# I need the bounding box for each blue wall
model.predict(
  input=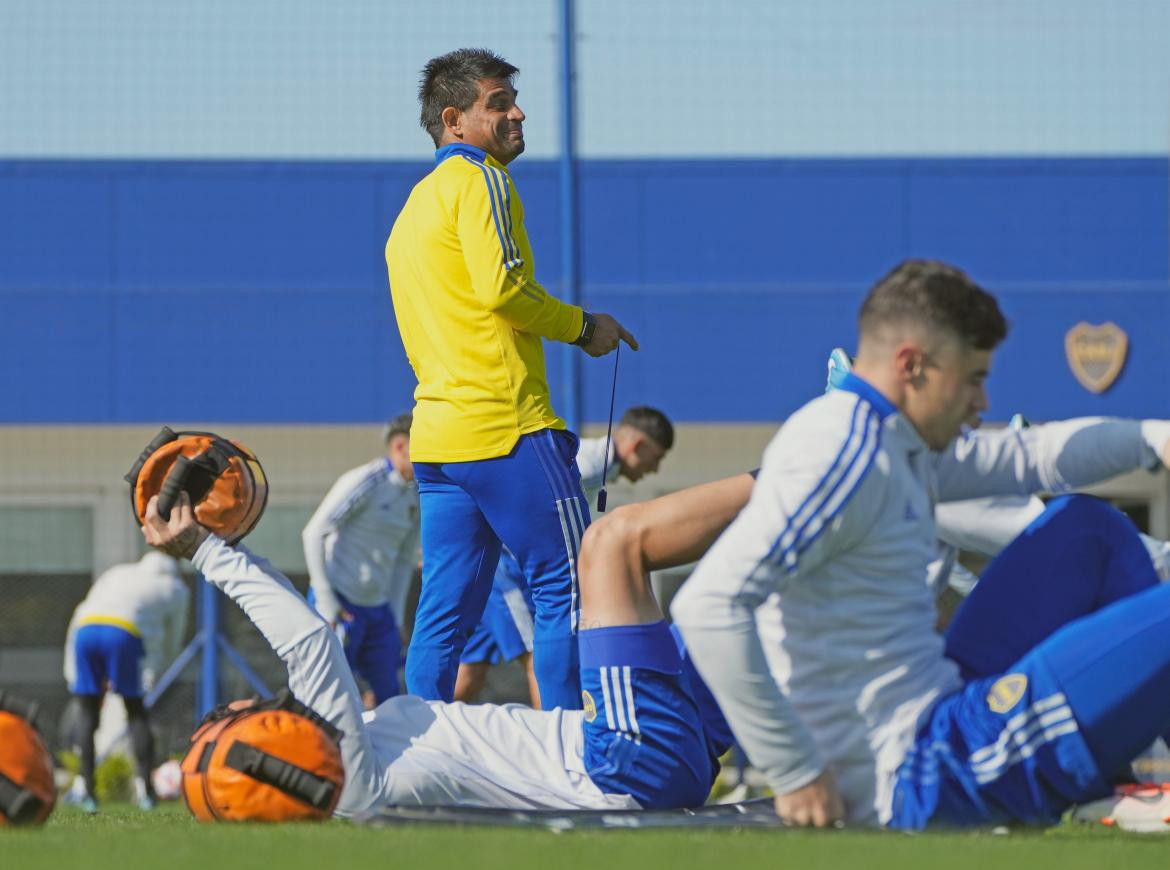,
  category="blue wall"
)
[2,158,1166,423]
